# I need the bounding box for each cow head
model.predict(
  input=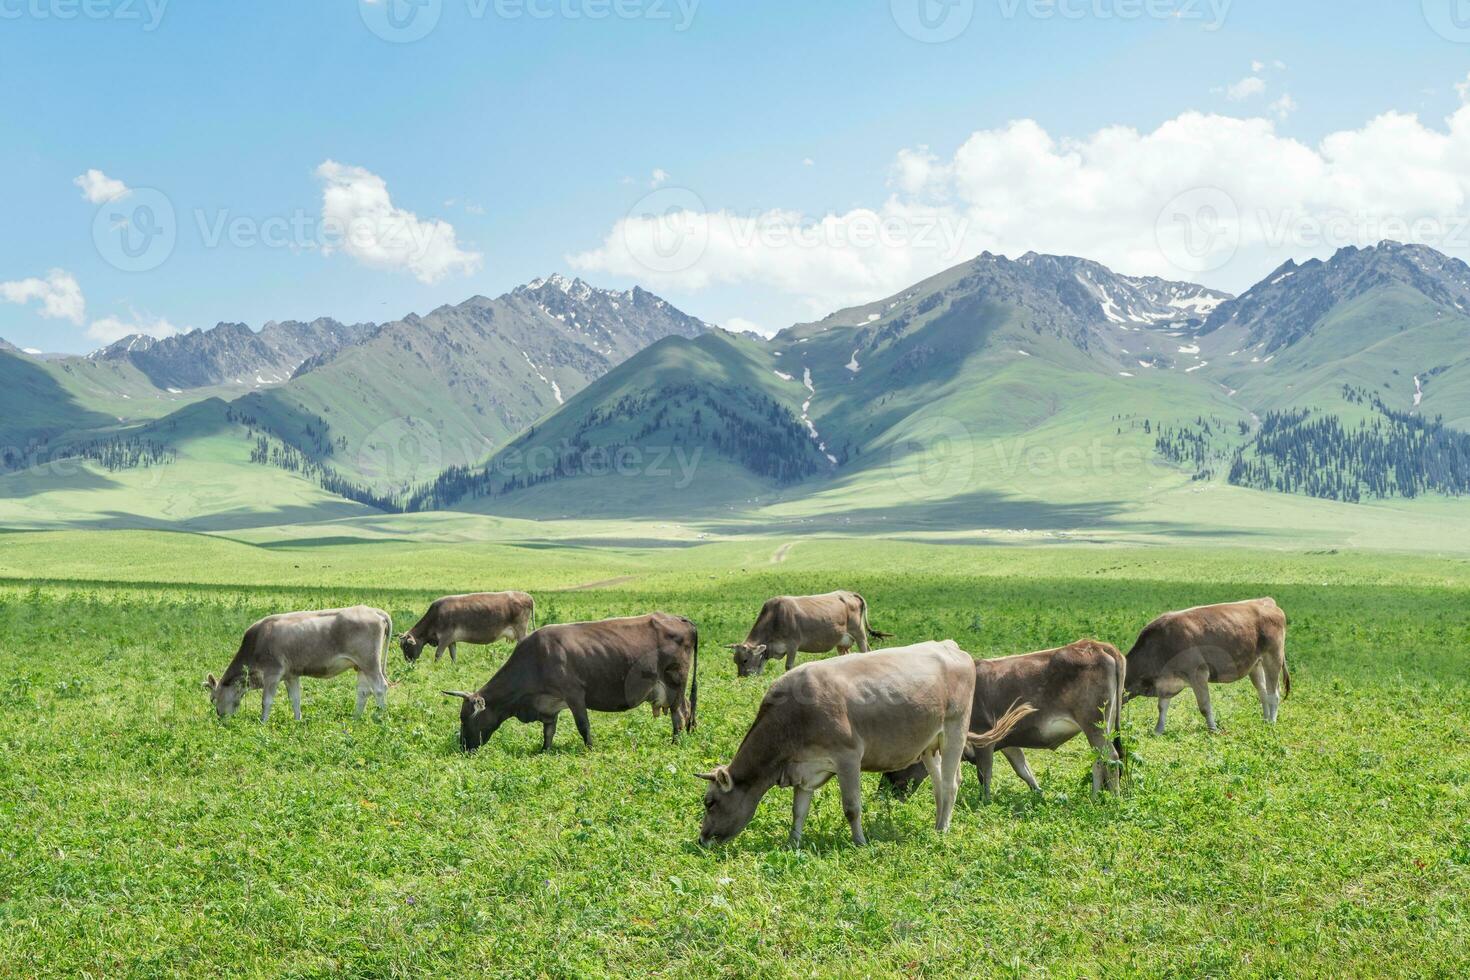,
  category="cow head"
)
[202,672,245,719]
[727,642,768,677]
[696,765,762,845]
[443,690,490,751]
[399,631,425,662]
